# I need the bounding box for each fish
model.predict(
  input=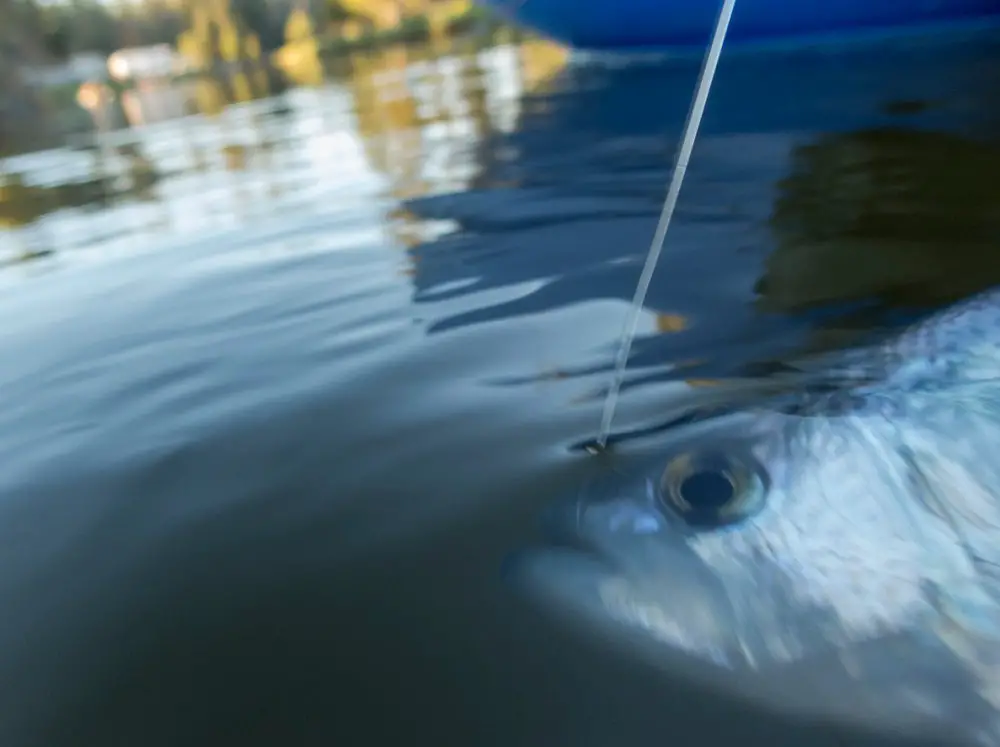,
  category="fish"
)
[505,286,1000,745]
